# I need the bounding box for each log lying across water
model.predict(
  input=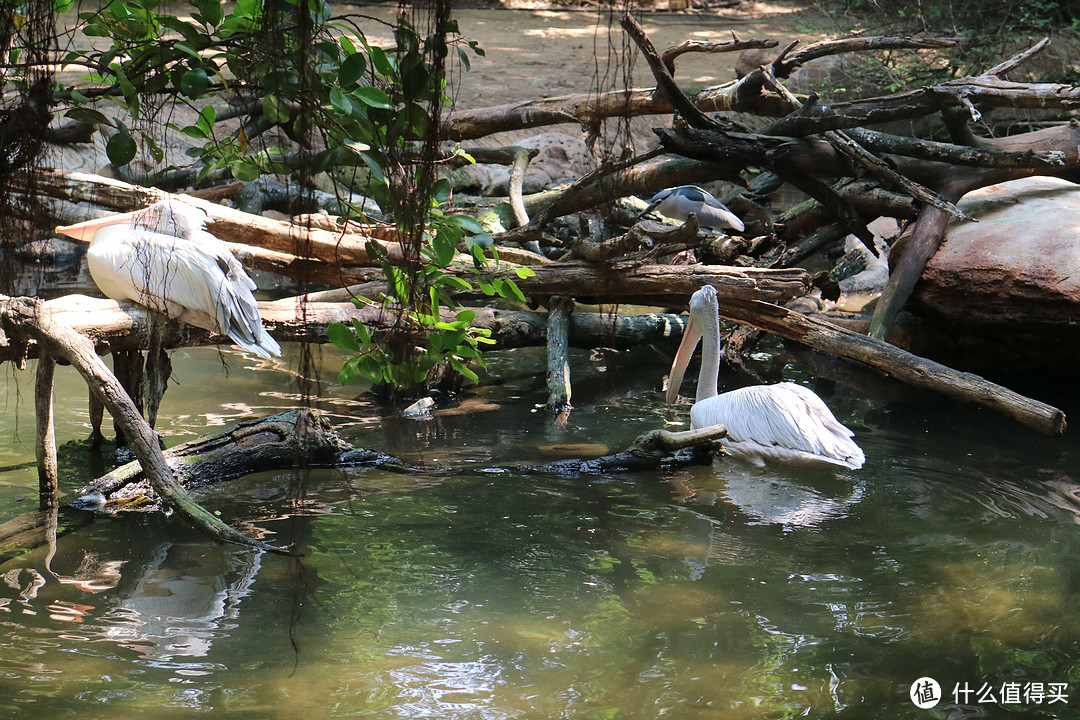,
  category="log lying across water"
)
[0,409,724,560]
[0,293,1065,437]
[0,295,282,553]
